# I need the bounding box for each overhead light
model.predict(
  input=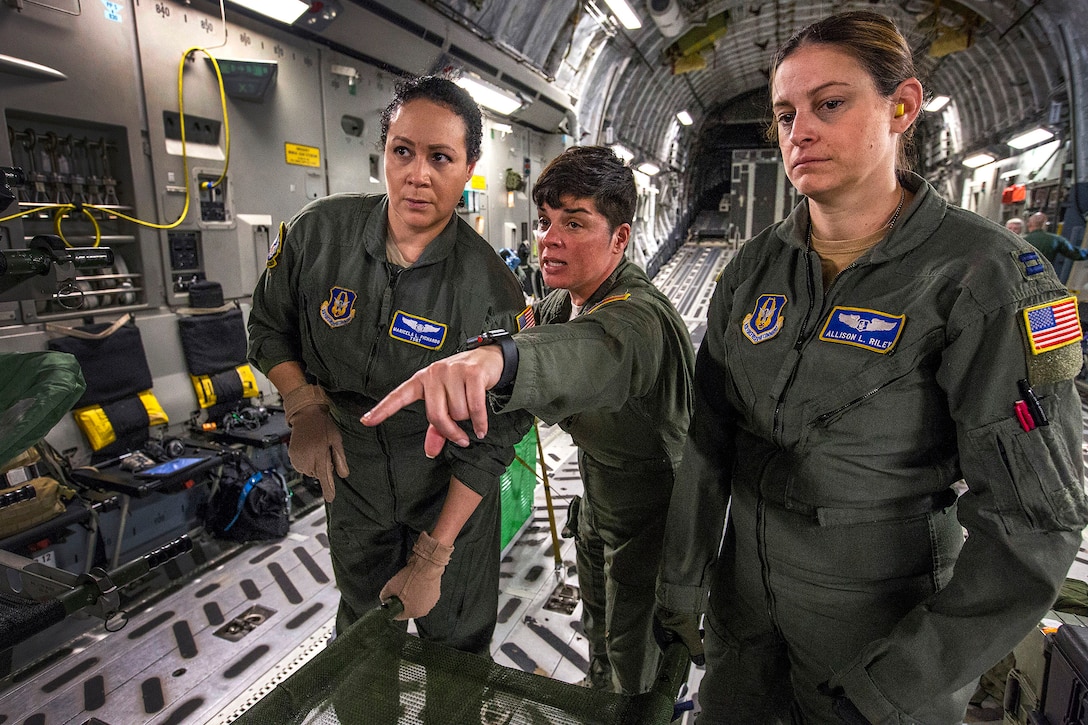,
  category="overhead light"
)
[228,0,308,24]
[924,95,950,113]
[676,110,693,126]
[455,74,523,116]
[584,1,617,35]
[602,0,642,29]
[637,161,660,175]
[962,152,997,168]
[611,144,634,163]
[1007,126,1055,150]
